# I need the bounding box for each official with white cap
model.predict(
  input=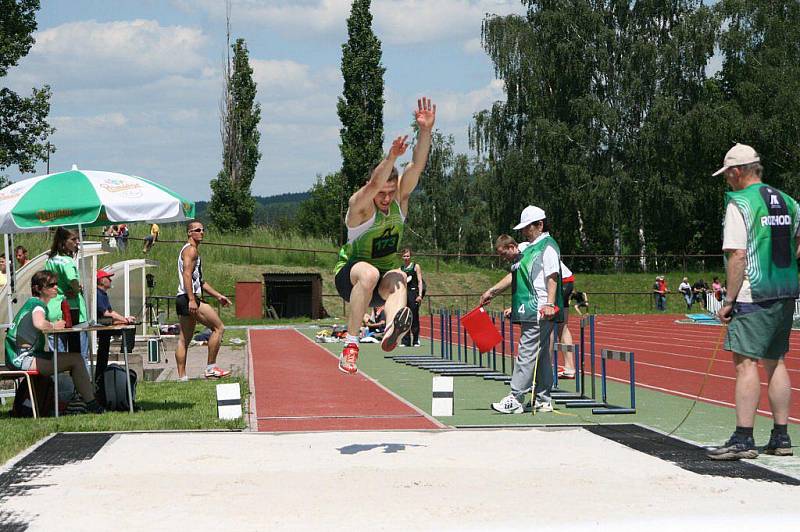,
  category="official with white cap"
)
[480,205,563,414]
